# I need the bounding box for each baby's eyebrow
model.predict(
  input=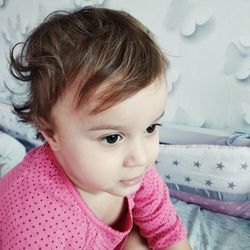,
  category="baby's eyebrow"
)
[152,111,165,123]
[88,111,165,131]
[88,124,127,131]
